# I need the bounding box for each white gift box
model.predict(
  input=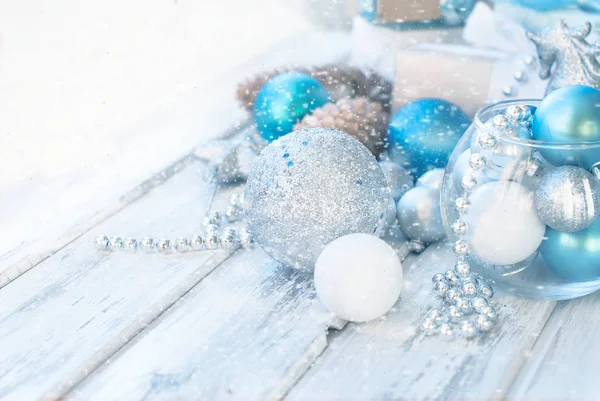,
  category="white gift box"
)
[392,43,547,117]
